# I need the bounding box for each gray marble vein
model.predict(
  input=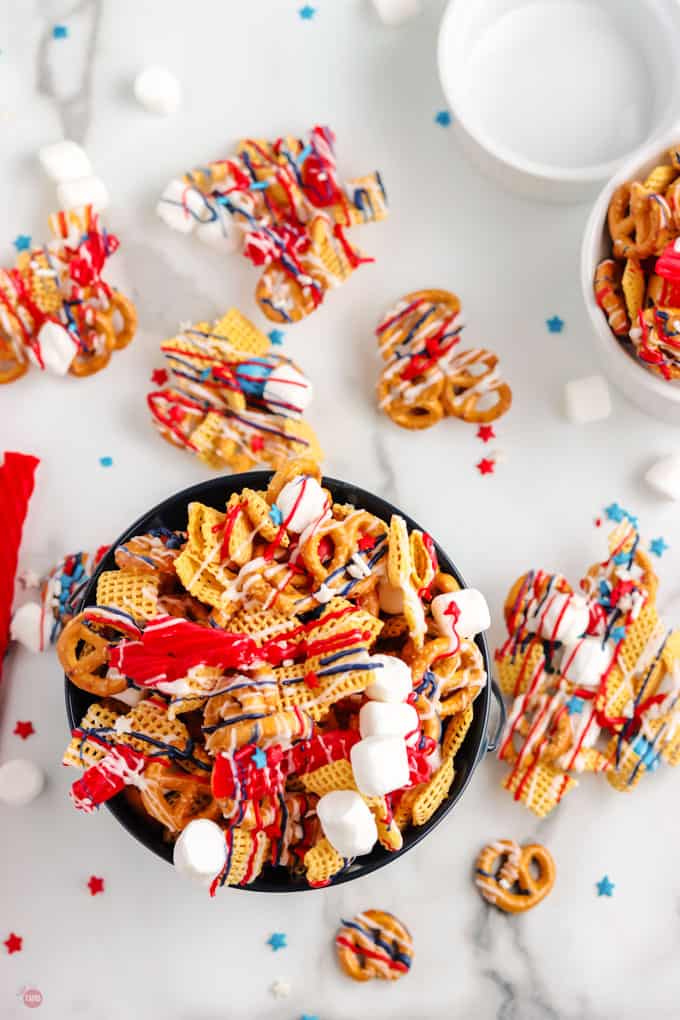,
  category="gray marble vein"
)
[36,0,101,142]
